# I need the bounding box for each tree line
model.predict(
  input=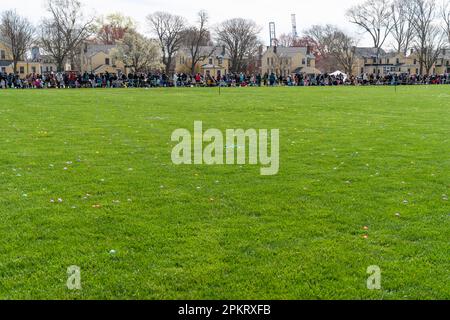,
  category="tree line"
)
[0,0,449,76]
